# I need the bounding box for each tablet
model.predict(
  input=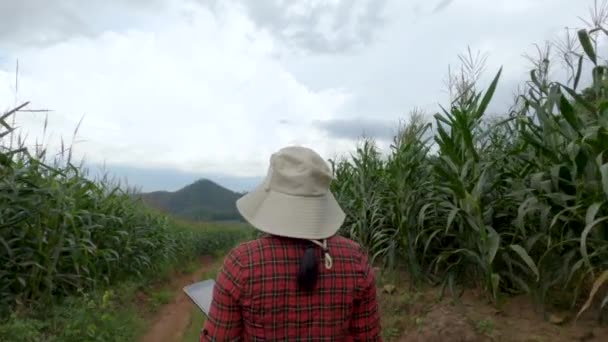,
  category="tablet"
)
[183,279,216,316]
